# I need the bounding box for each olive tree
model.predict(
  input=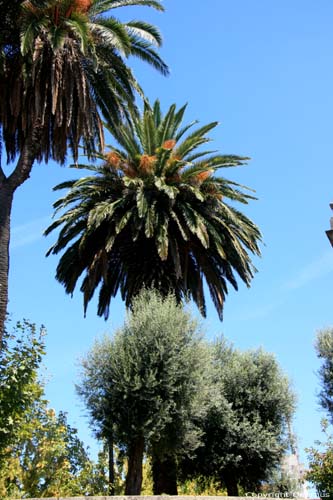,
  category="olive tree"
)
[77,289,209,495]
[179,339,296,496]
